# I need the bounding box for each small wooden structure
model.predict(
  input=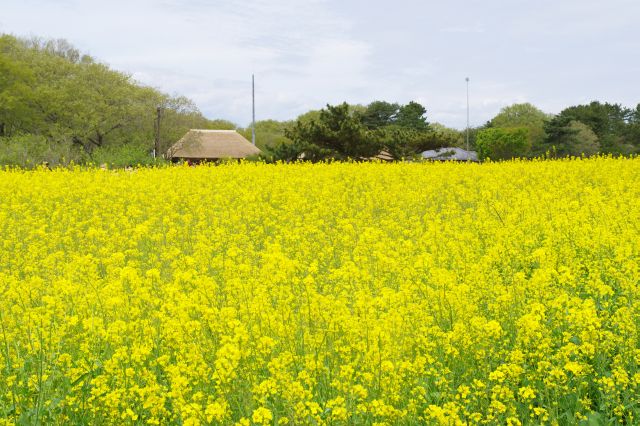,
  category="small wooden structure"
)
[369,150,394,162]
[166,130,261,162]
